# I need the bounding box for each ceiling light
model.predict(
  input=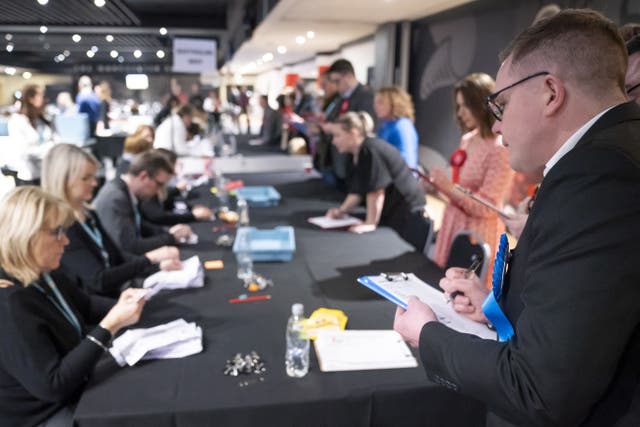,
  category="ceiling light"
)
[6,43,14,52]
[5,67,16,76]
[86,50,95,58]
[156,50,165,58]
[63,50,70,56]
[22,71,32,79]
[110,50,118,58]
[159,27,167,35]
[72,34,81,43]
[37,0,49,5]
[40,26,48,34]
[306,31,315,39]
[94,0,106,7]
[55,54,65,62]
[106,34,114,42]
[133,49,142,58]
[117,56,124,63]
[262,52,274,62]
[295,36,306,45]
[277,45,287,54]
[5,34,13,41]
[91,45,98,53]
